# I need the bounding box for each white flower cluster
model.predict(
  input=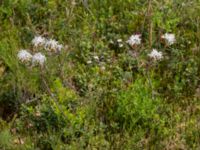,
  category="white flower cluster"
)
[93,55,99,61]
[32,52,46,66]
[148,49,163,61]
[161,33,176,45]
[45,39,63,53]
[17,50,32,63]
[127,34,141,46]
[18,35,66,66]
[32,36,46,48]
[17,50,46,66]
[32,36,63,53]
